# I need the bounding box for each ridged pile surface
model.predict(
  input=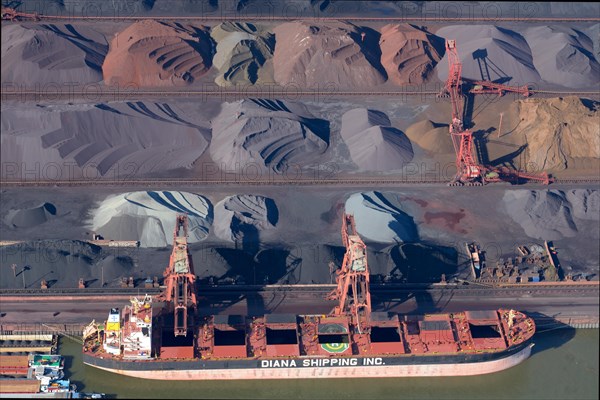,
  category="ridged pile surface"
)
[1,24,107,85]
[272,21,386,88]
[213,195,278,242]
[211,22,275,87]
[379,24,444,85]
[510,97,599,171]
[210,99,329,174]
[1,102,209,178]
[91,191,213,247]
[103,20,213,87]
